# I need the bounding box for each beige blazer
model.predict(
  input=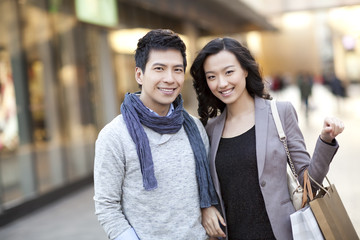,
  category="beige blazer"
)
[206,96,339,240]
